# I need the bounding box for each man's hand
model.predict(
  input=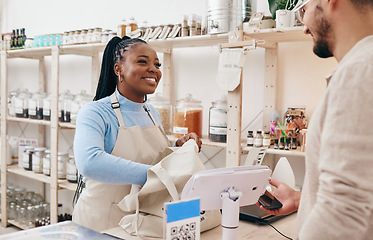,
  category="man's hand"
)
[256,178,301,216]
